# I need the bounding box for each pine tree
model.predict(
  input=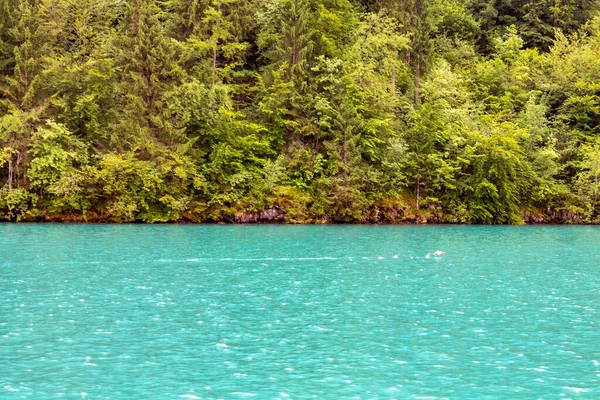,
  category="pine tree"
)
[0,0,49,191]
[258,0,314,88]
[0,0,20,77]
[116,0,183,144]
